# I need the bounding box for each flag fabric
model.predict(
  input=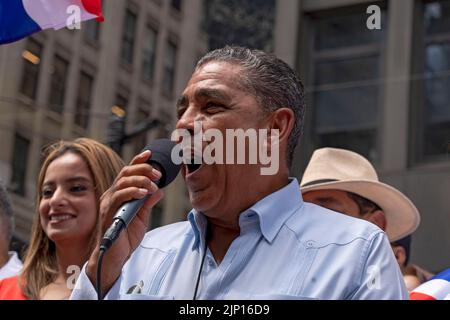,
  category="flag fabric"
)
[0,0,103,45]
[410,268,450,300]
